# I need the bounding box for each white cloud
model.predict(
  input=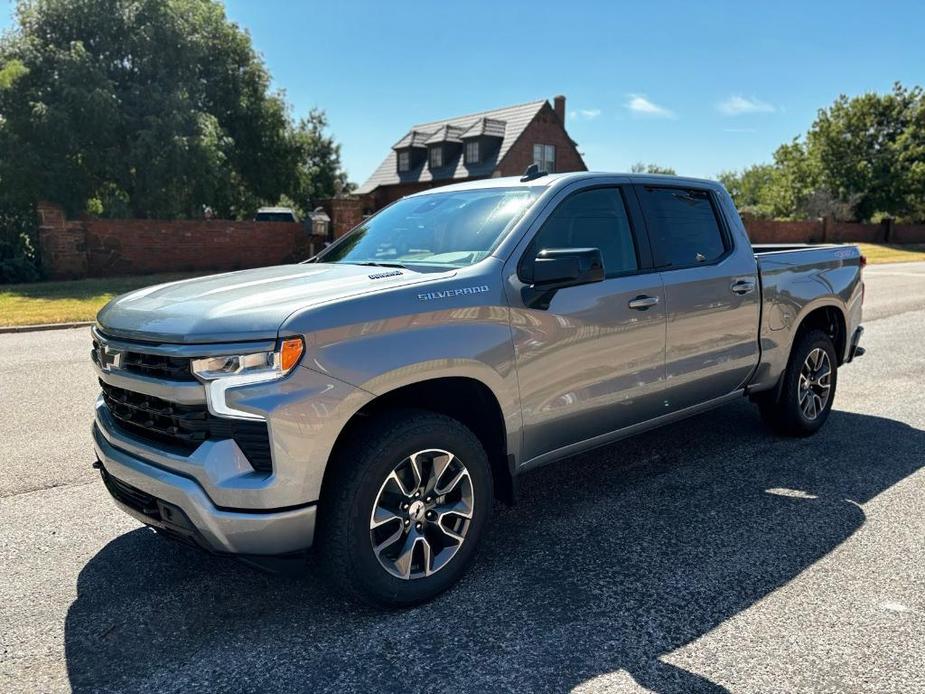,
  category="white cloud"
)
[569,108,602,120]
[717,95,776,116]
[625,94,676,119]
